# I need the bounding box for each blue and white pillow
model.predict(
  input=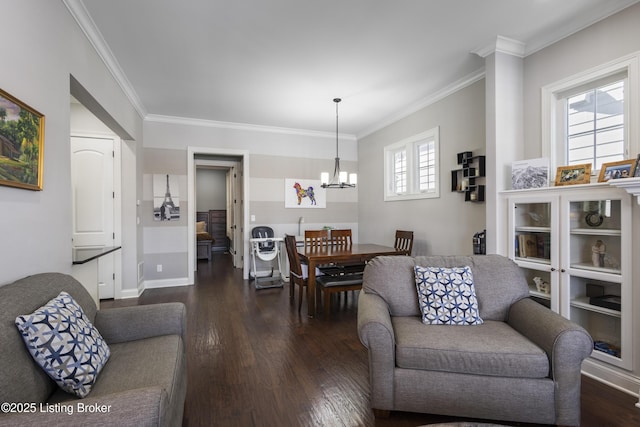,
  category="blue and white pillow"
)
[414,266,483,325]
[15,292,110,397]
